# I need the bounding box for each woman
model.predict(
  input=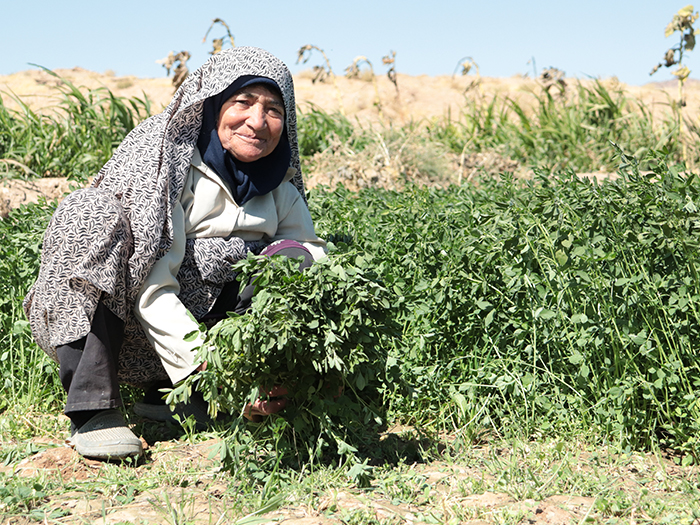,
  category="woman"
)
[23,47,326,460]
